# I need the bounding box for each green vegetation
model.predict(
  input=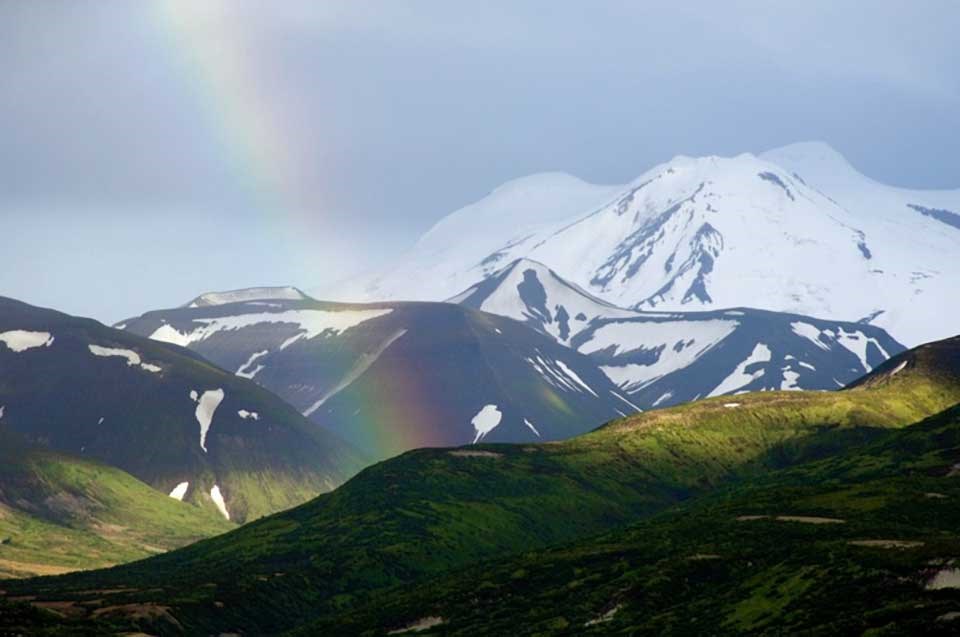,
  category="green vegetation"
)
[1,337,958,634]
[0,431,231,579]
[304,403,960,635]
